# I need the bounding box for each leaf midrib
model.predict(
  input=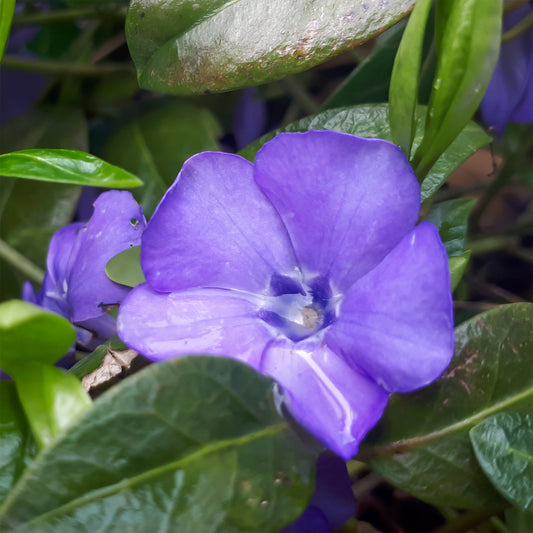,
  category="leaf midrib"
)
[363,384,533,457]
[1,422,287,529]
